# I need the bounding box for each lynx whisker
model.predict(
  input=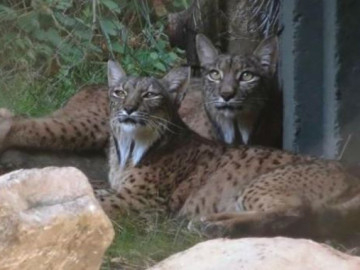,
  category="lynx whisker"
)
[135,112,184,131]
[147,116,180,134]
